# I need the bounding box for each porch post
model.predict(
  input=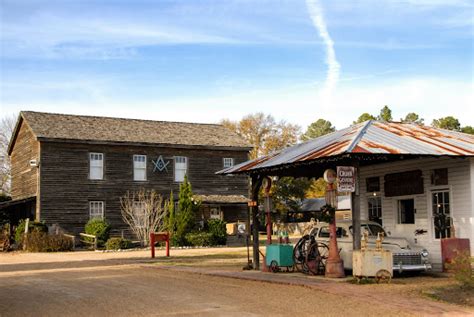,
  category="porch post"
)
[250,175,262,270]
[352,162,361,250]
